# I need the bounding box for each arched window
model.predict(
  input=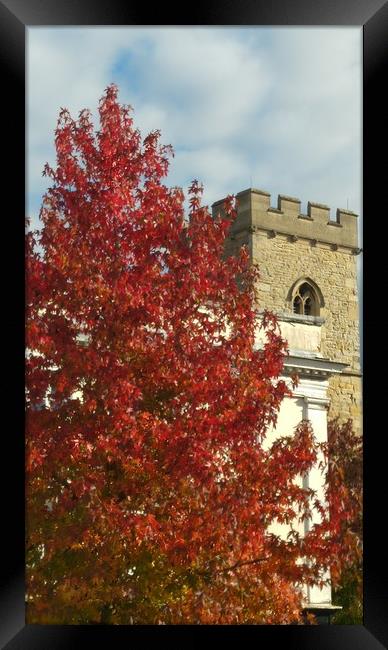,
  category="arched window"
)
[292,282,319,316]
